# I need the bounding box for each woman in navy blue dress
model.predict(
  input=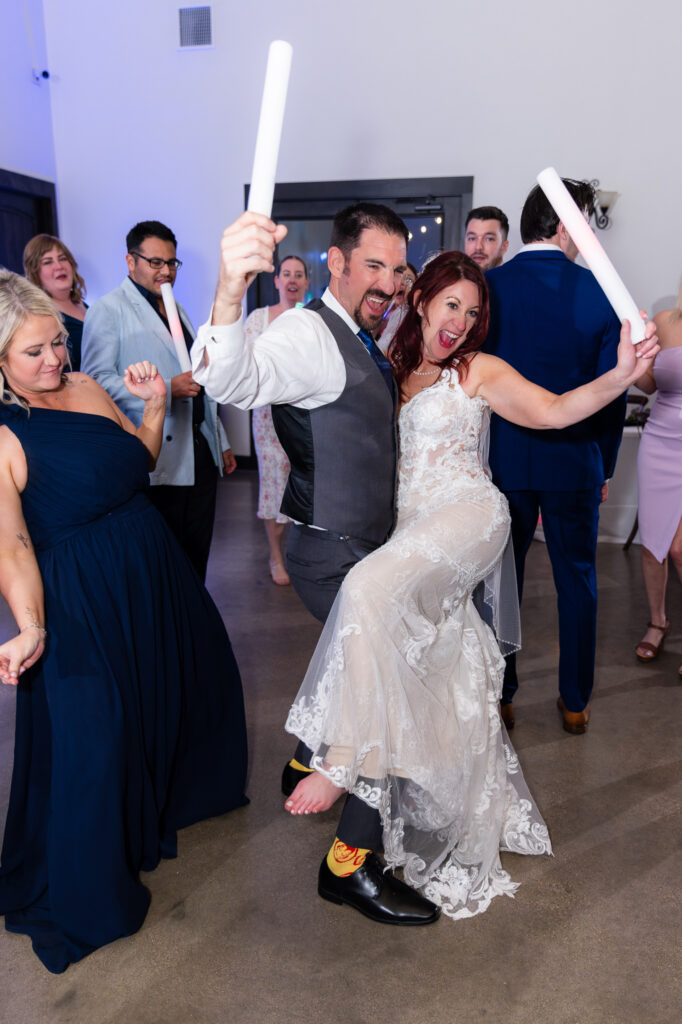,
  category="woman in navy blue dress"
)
[0,272,247,972]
